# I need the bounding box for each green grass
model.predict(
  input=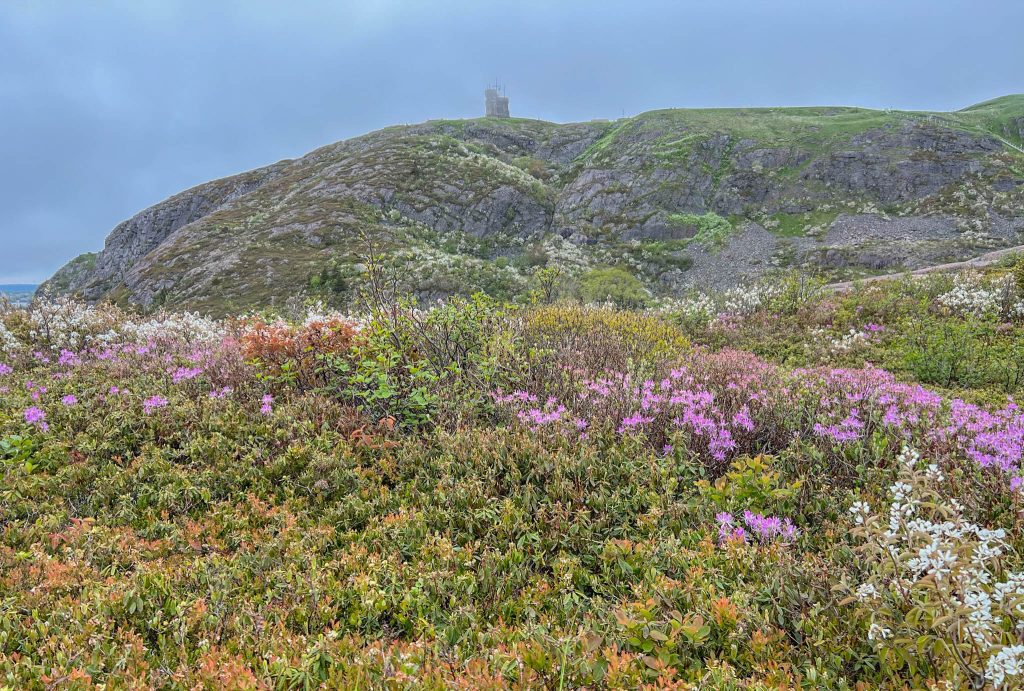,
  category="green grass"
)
[958,94,1024,148]
[768,209,839,237]
[582,97,1024,166]
[666,212,735,249]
